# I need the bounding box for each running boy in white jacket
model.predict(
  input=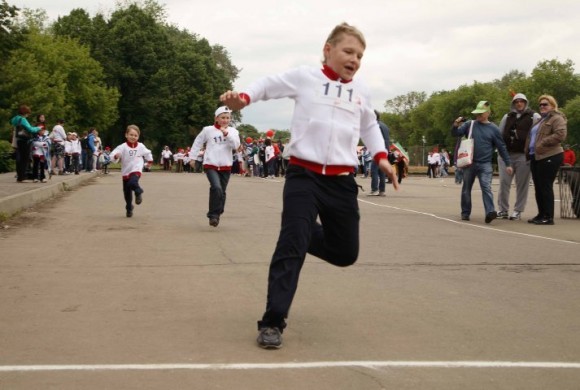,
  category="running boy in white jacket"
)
[190,106,240,227]
[221,22,398,349]
[109,125,153,218]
